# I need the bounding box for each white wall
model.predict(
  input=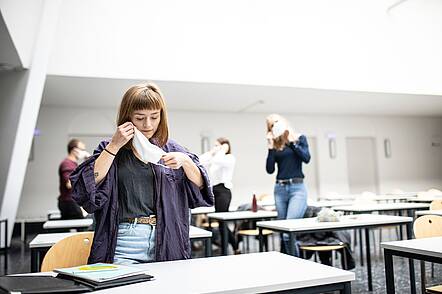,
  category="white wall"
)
[0,0,43,67]
[18,105,442,220]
